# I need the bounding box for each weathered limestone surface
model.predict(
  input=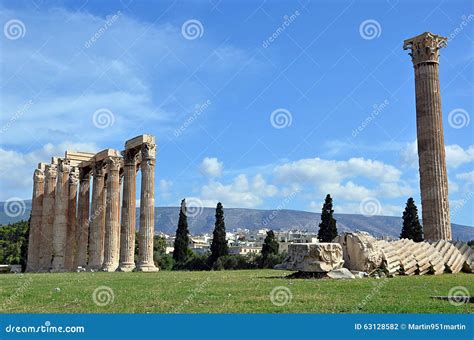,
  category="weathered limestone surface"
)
[64,168,79,271]
[37,164,57,272]
[137,141,159,272]
[390,240,417,275]
[26,167,45,272]
[51,158,71,272]
[75,167,91,268]
[451,241,474,273]
[432,240,464,273]
[375,240,400,277]
[275,243,344,272]
[87,161,107,271]
[404,32,451,241]
[327,268,355,279]
[118,149,139,272]
[102,156,122,272]
[333,232,382,272]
